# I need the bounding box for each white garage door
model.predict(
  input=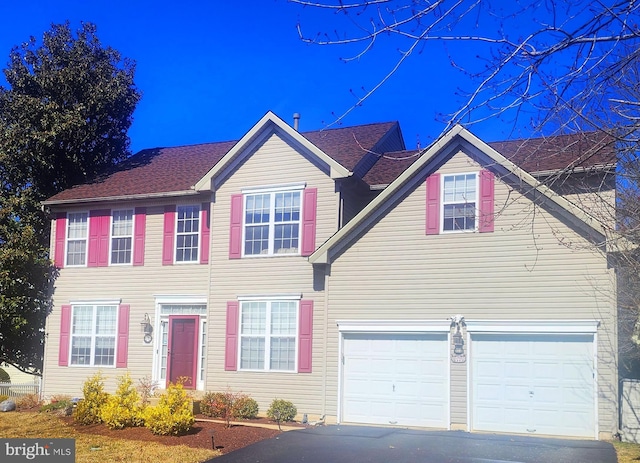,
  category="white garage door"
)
[342,333,449,428]
[471,334,595,438]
